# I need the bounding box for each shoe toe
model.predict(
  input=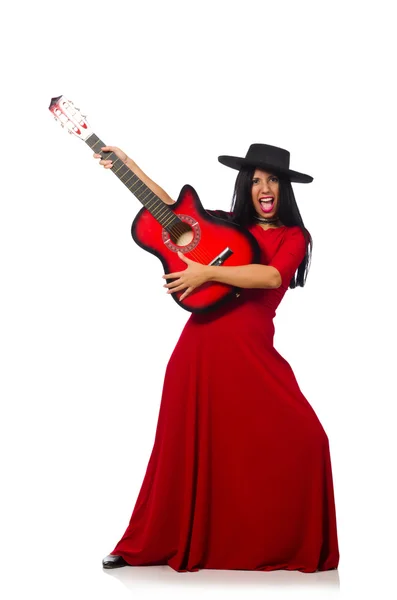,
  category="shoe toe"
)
[102,554,128,568]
